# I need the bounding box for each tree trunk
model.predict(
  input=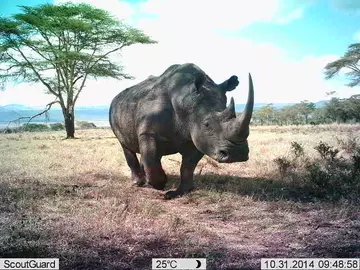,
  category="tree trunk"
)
[64,111,75,138]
